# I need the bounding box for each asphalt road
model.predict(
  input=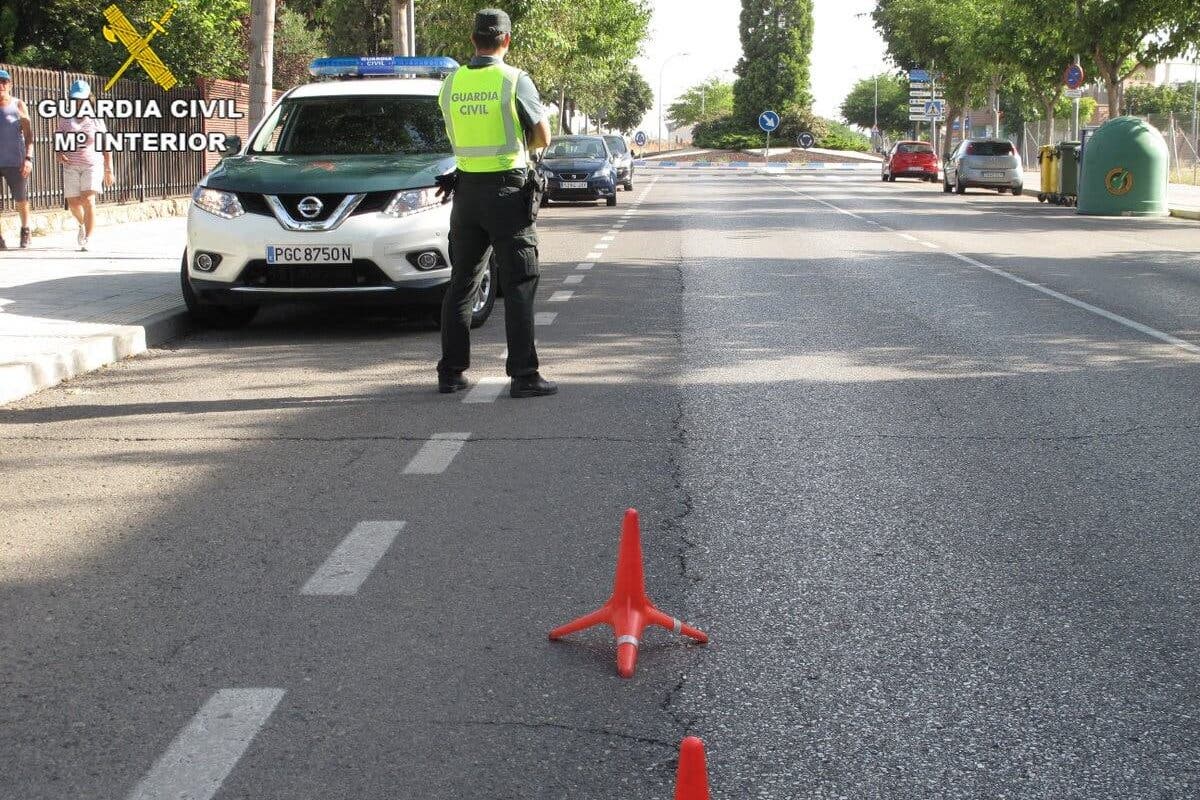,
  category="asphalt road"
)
[3,172,1200,799]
